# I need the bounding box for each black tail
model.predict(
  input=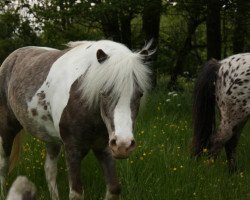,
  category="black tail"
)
[192,59,220,156]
